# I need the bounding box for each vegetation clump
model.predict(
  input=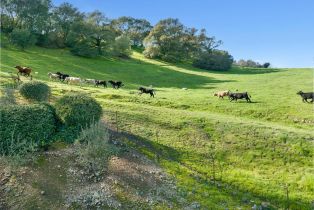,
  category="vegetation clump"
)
[74,121,117,182]
[235,59,271,68]
[10,28,36,50]
[54,93,102,129]
[0,104,57,155]
[112,35,132,58]
[193,50,234,71]
[70,39,99,58]
[19,81,51,102]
